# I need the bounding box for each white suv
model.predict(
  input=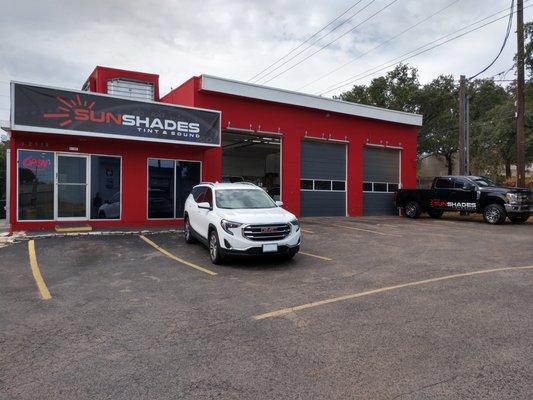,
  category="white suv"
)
[183,182,301,264]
